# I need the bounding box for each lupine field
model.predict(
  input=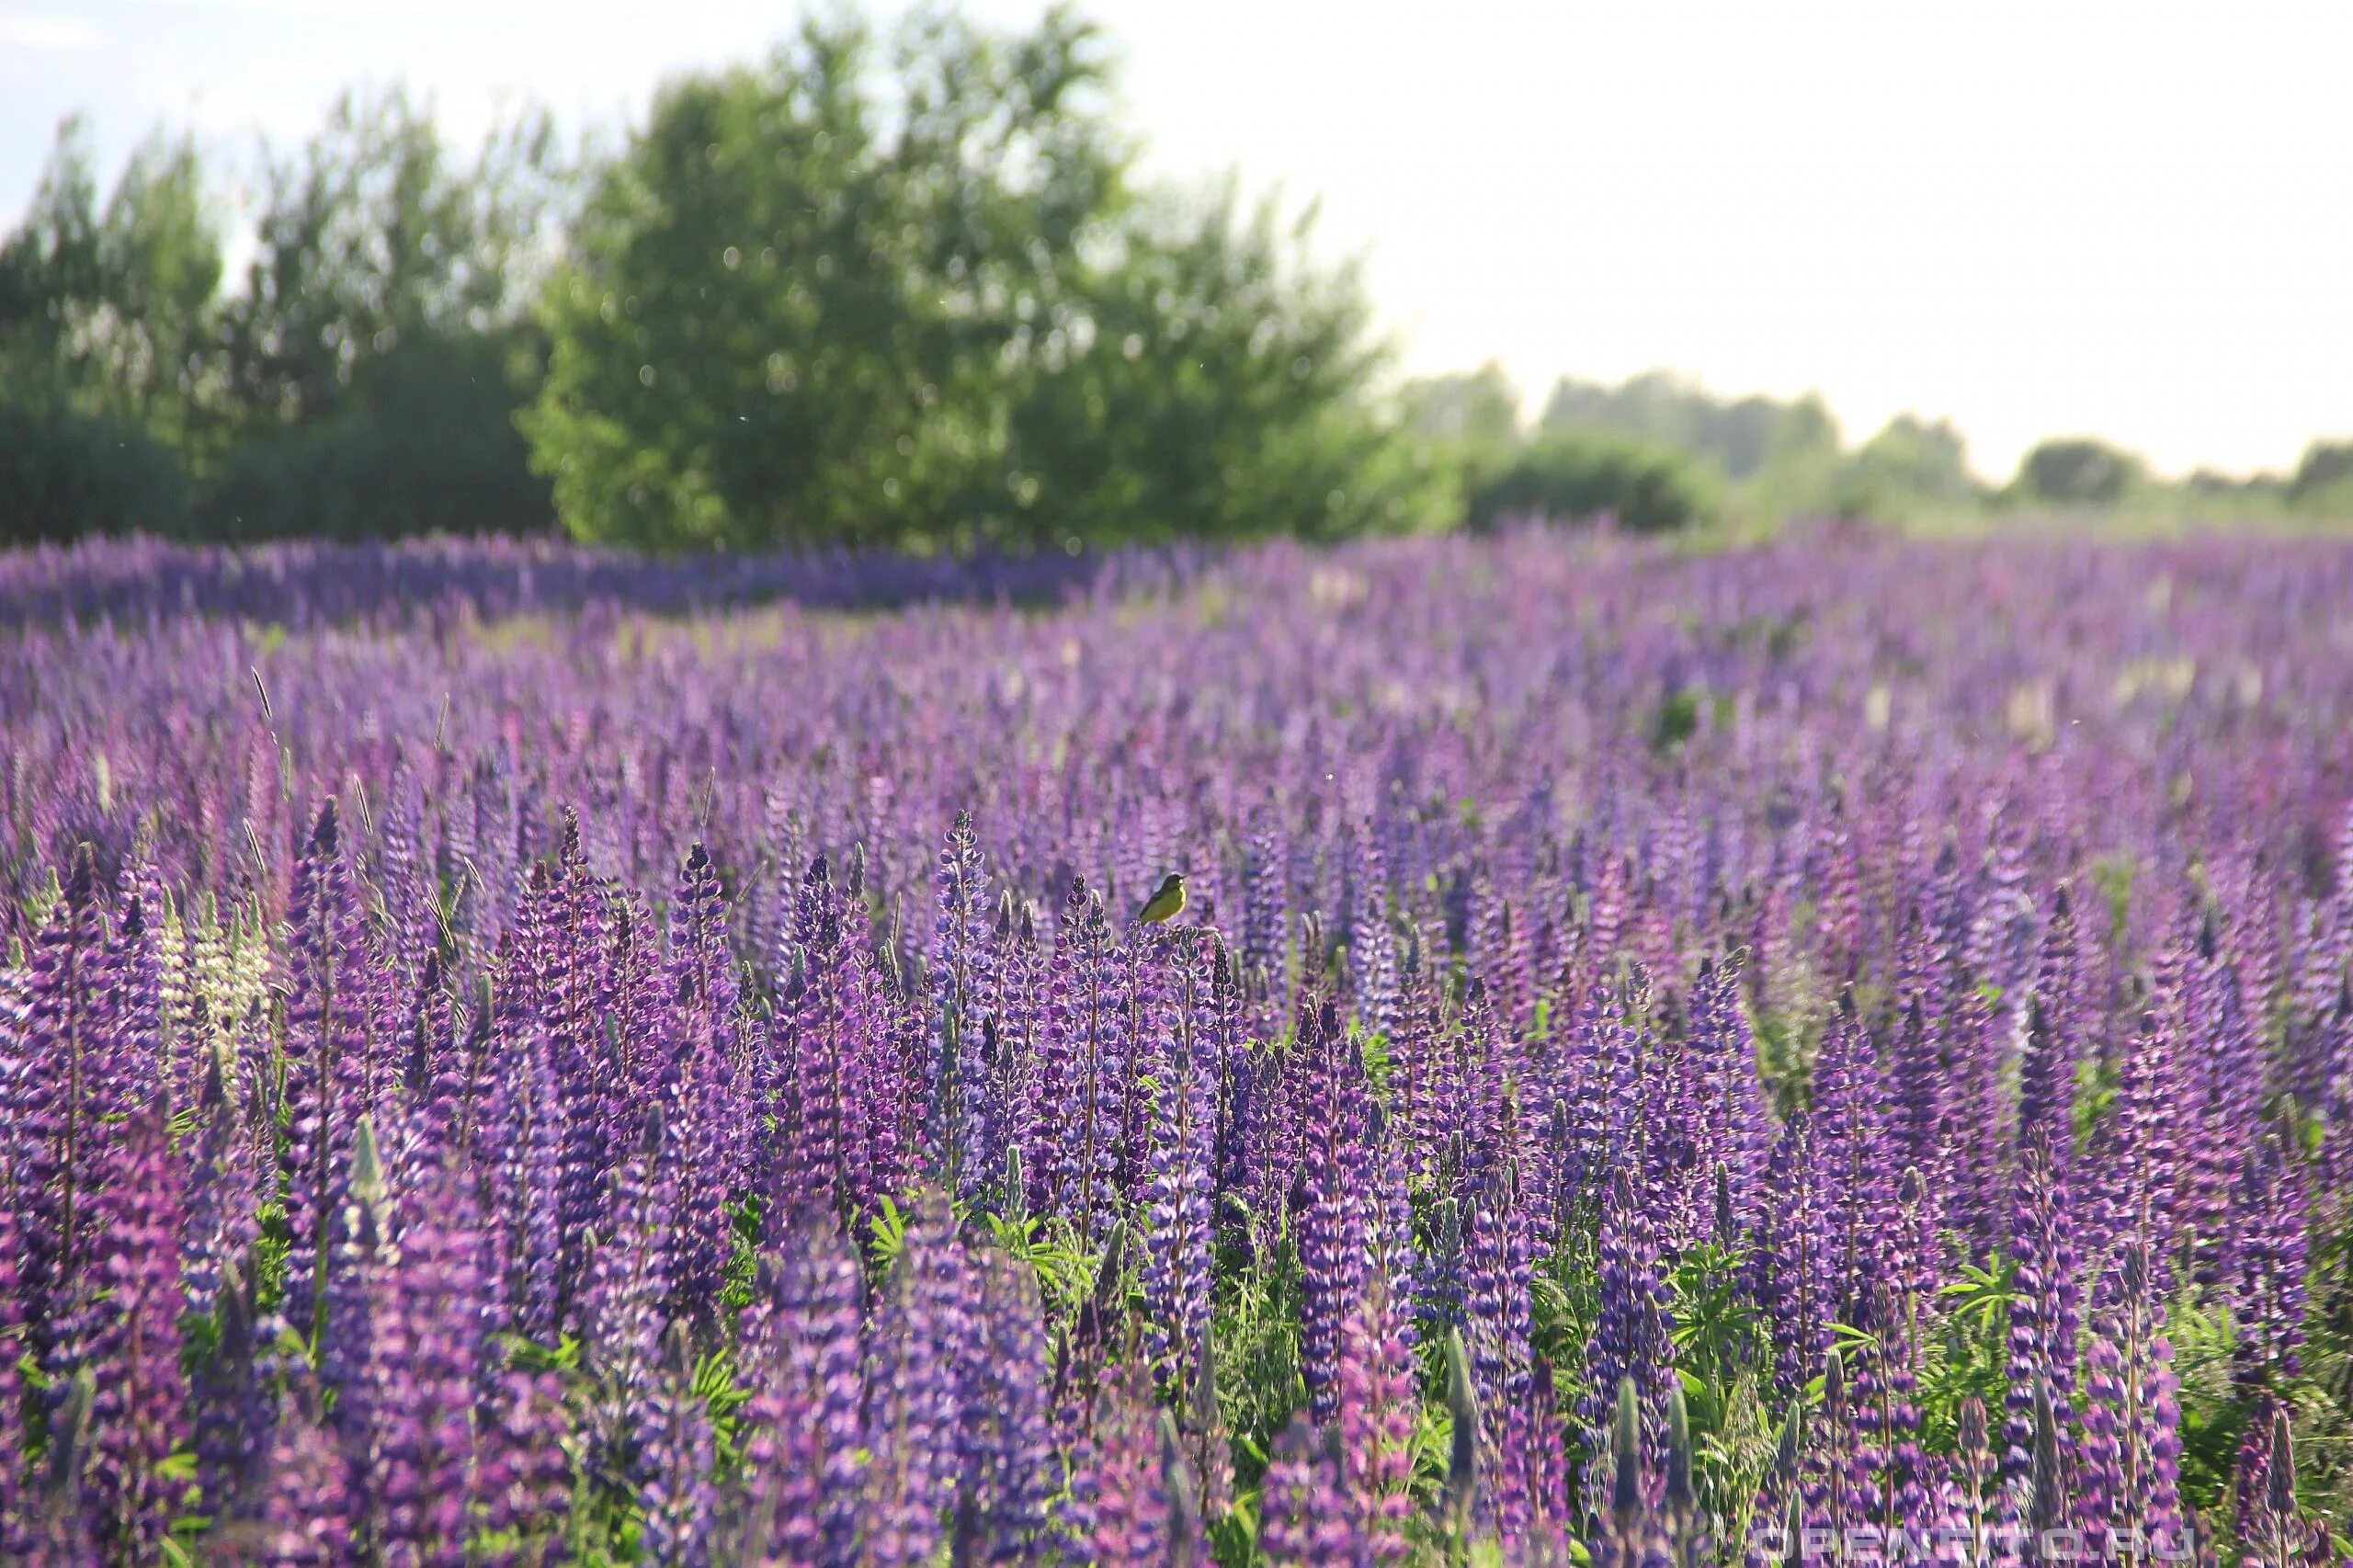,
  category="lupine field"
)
[2,526,2350,1566]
